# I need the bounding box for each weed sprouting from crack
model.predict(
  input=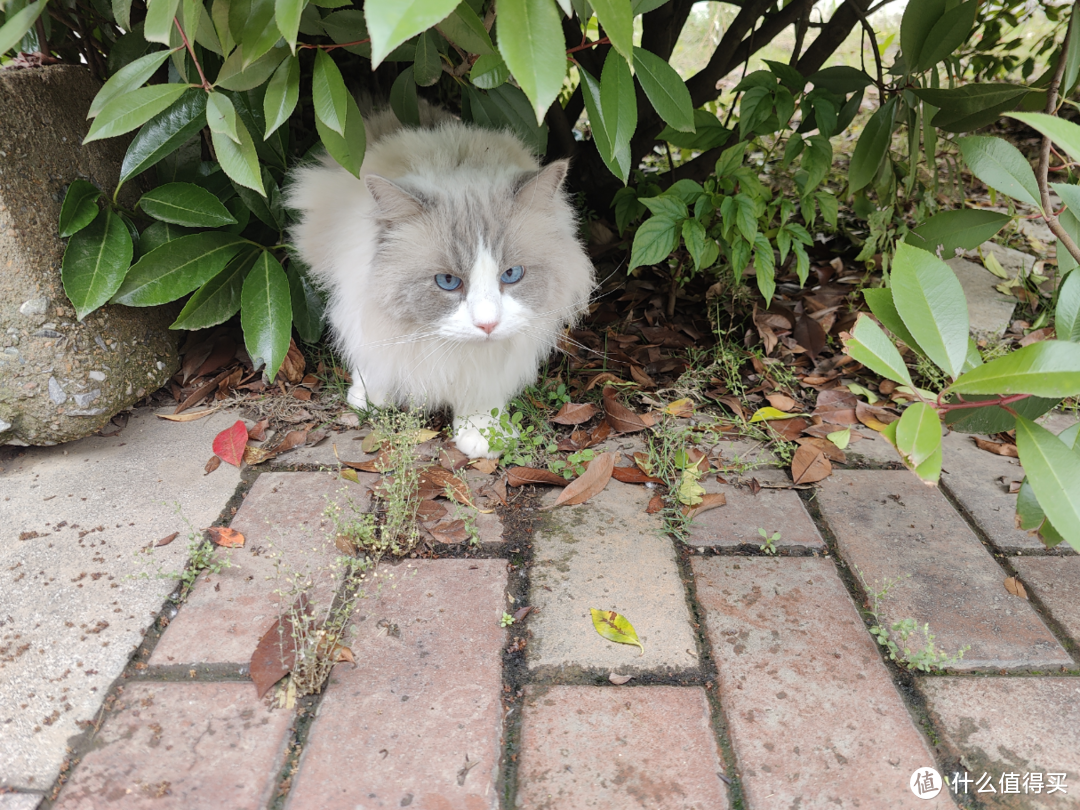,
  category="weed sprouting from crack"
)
[855,566,970,672]
[133,504,233,602]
